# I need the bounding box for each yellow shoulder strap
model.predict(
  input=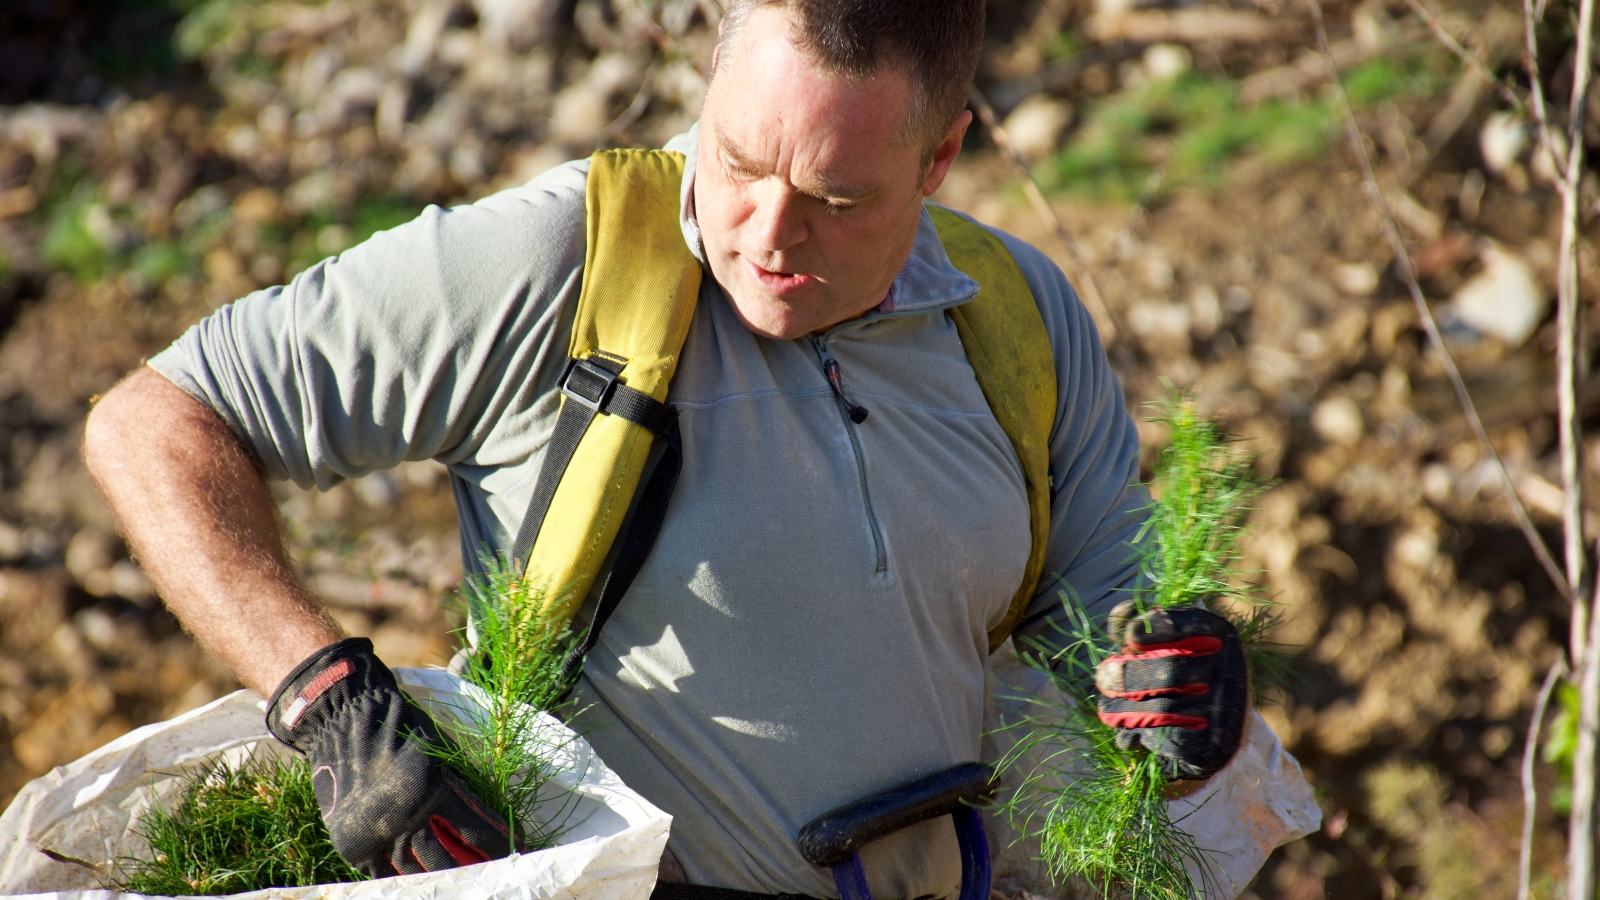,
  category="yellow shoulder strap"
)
[521,161,1053,656]
[928,205,1057,652]
[521,148,700,622]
